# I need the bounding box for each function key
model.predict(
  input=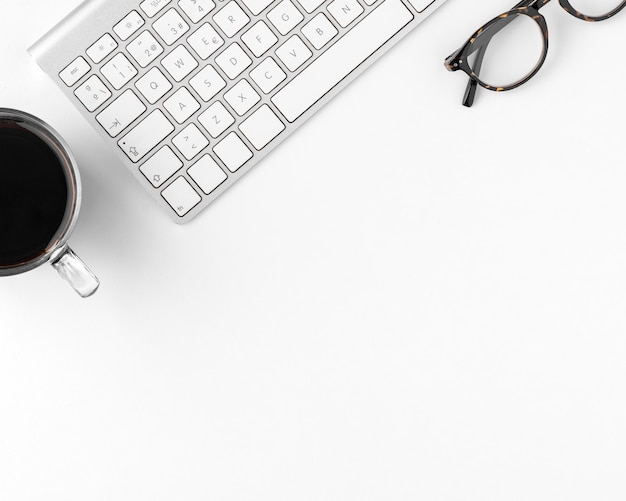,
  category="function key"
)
[86,34,118,64]
[113,11,145,41]
[59,56,91,87]
[161,177,202,217]
[140,0,172,17]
